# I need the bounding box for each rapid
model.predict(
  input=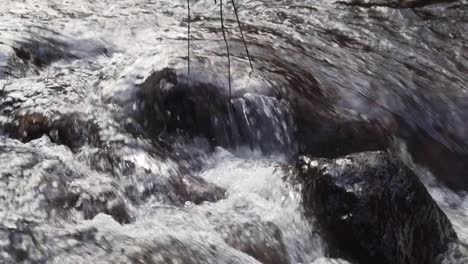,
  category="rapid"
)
[0,0,467,263]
